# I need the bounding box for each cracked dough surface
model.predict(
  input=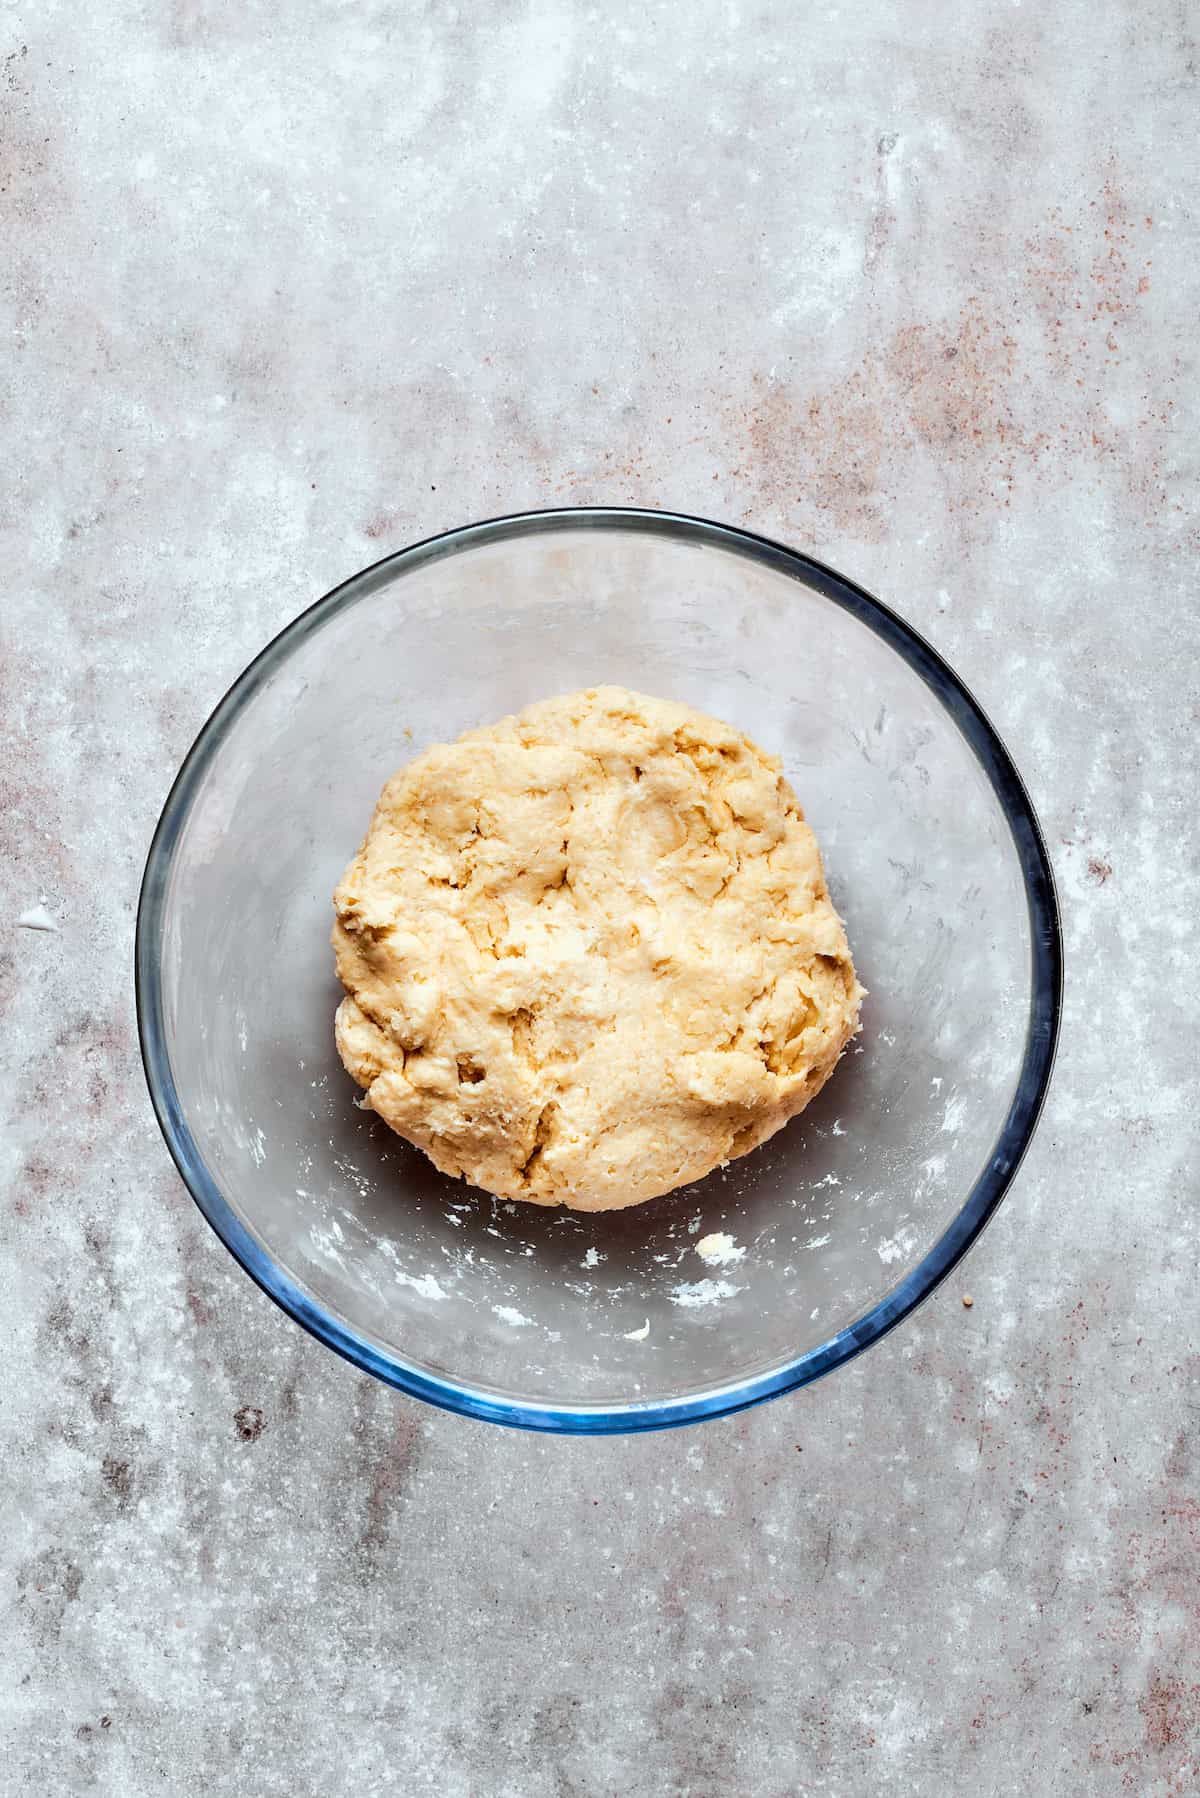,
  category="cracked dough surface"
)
[332,686,862,1212]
